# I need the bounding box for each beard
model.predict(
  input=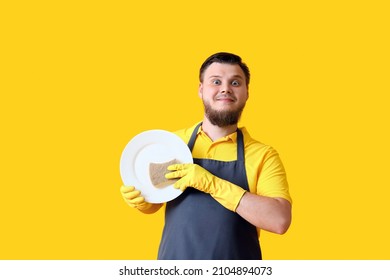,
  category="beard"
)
[203,99,245,127]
